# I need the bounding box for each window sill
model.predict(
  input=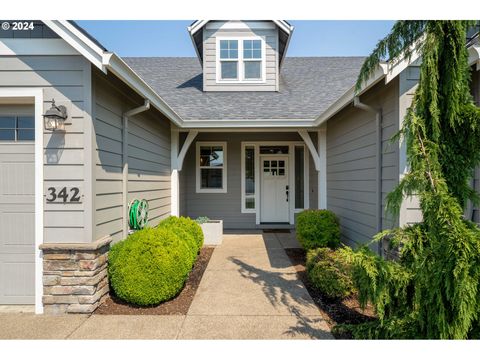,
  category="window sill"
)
[196,188,228,194]
[216,79,266,84]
